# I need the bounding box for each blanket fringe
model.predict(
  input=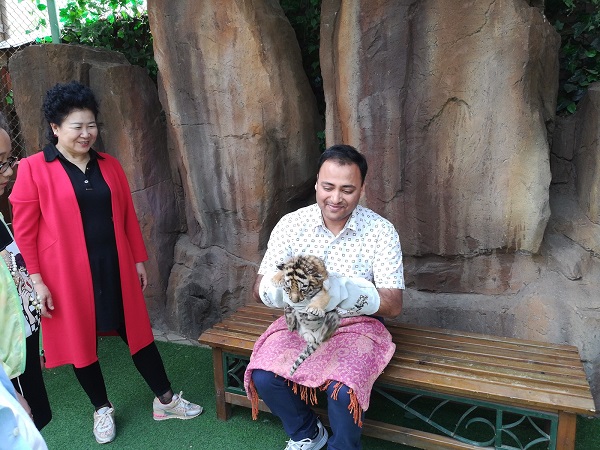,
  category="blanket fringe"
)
[250,377,363,427]
[346,388,363,427]
[288,379,318,405]
[320,381,363,427]
[330,381,344,400]
[247,379,260,420]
